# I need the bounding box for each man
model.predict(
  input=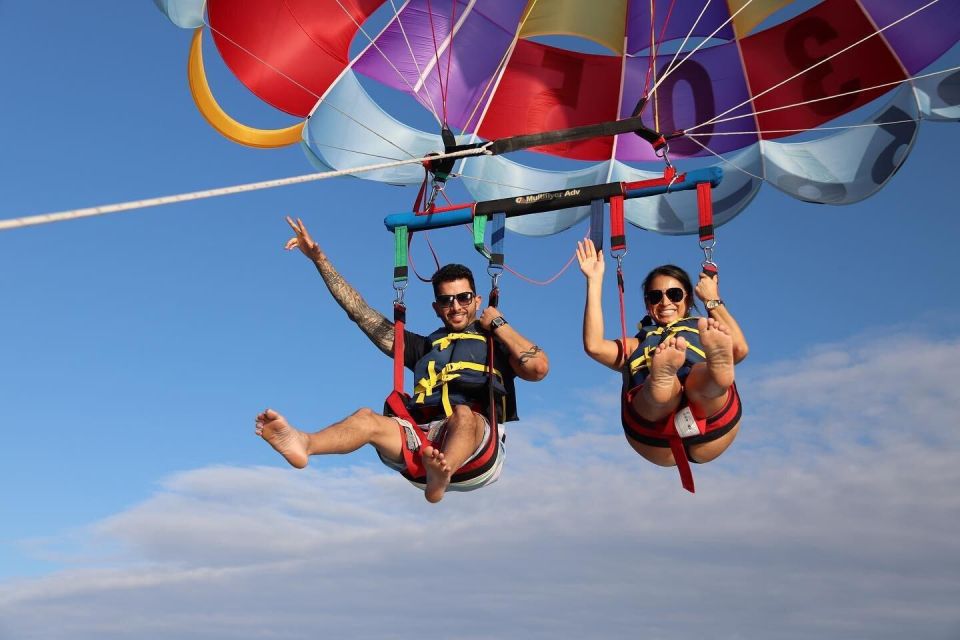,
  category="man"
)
[256,217,549,503]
